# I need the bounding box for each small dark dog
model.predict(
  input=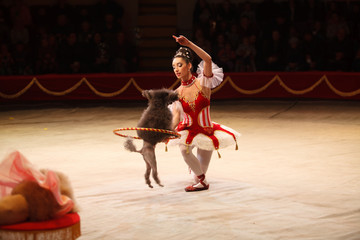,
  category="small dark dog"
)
[124,88,179,188]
